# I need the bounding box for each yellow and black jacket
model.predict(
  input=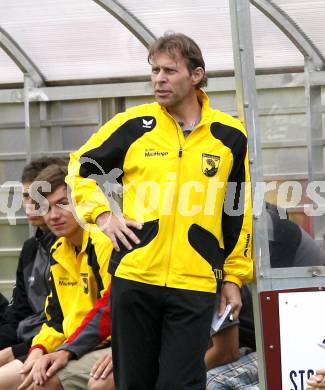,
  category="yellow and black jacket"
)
[31,227,112,354]
[67,90,253,294]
